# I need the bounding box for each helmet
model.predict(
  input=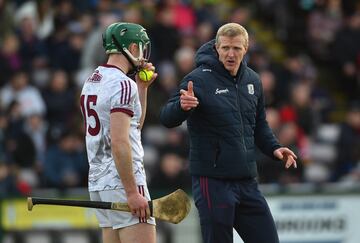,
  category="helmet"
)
[102,22,151,67]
